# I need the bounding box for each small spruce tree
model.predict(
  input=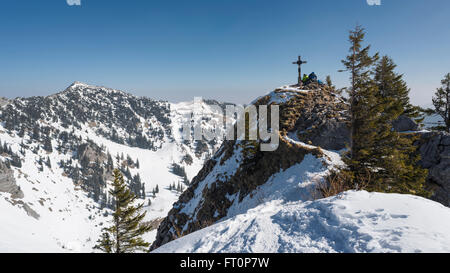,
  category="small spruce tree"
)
[46,156,52,168]
[325,75,334,88]
[94,169,151,253]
